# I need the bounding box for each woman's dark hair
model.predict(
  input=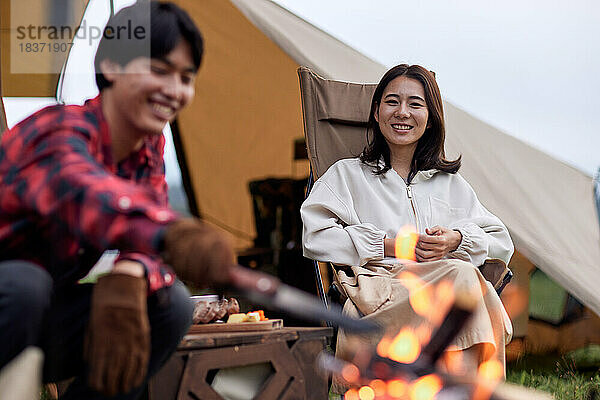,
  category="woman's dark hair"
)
[94,1,203,91]
[360,64,461,178]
